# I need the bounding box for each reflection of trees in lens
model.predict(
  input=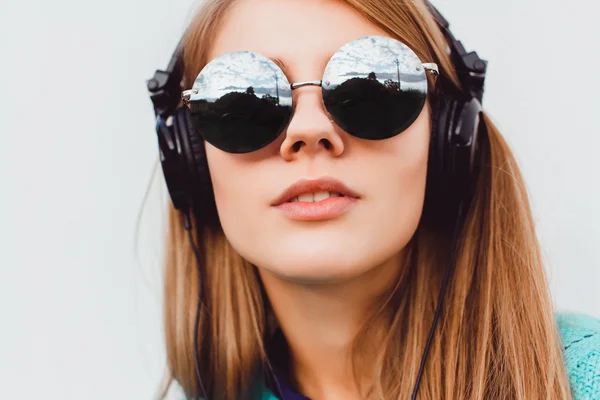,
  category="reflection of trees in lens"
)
[261,94,278,106]
[188,88,292,153]
[384,79,400,91]
[323,74,425,140]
